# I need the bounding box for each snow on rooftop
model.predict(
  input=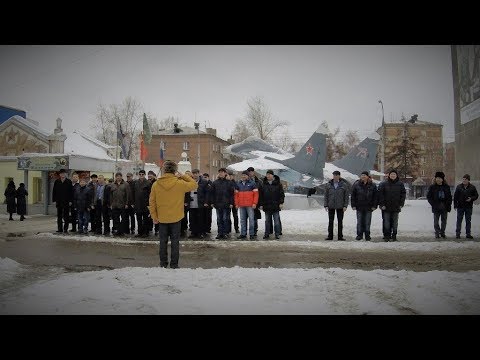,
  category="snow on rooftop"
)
[64,131,114,160]
[6,115,50,137]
